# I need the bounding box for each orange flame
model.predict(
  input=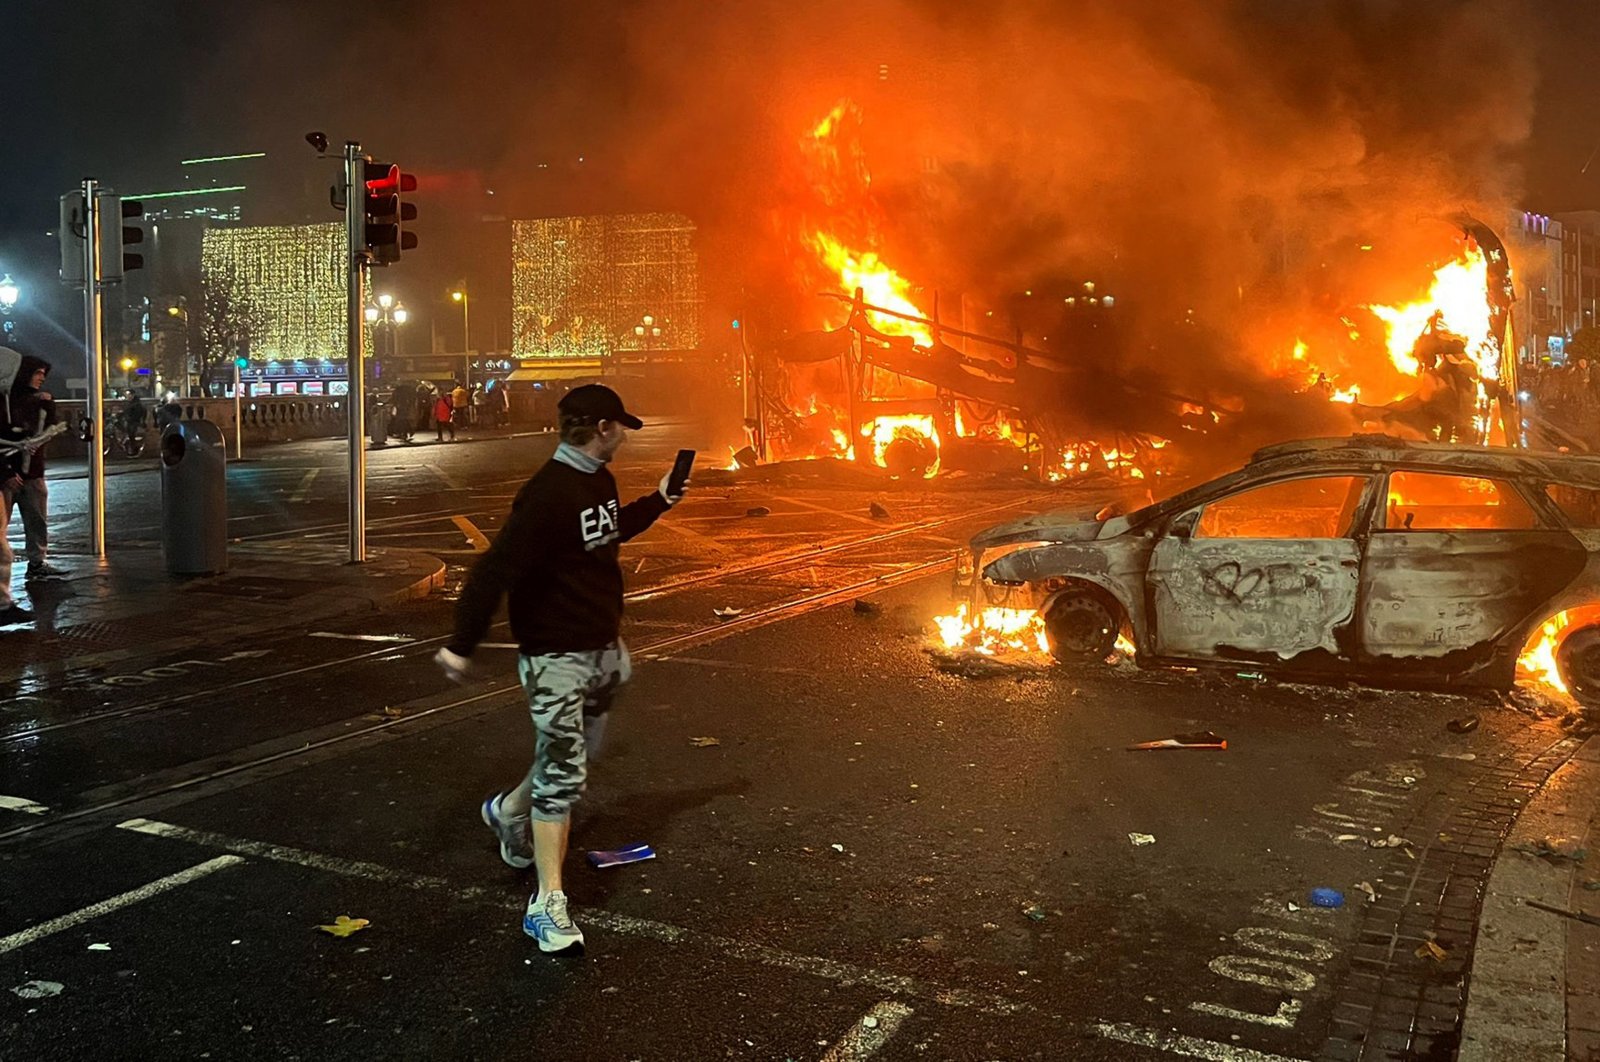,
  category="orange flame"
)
[865,413,940,477]
[1518,612,1571,696]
